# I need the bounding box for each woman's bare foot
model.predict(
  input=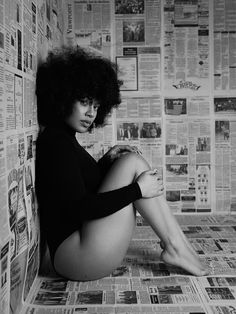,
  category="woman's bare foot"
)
[160,240,208,276]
